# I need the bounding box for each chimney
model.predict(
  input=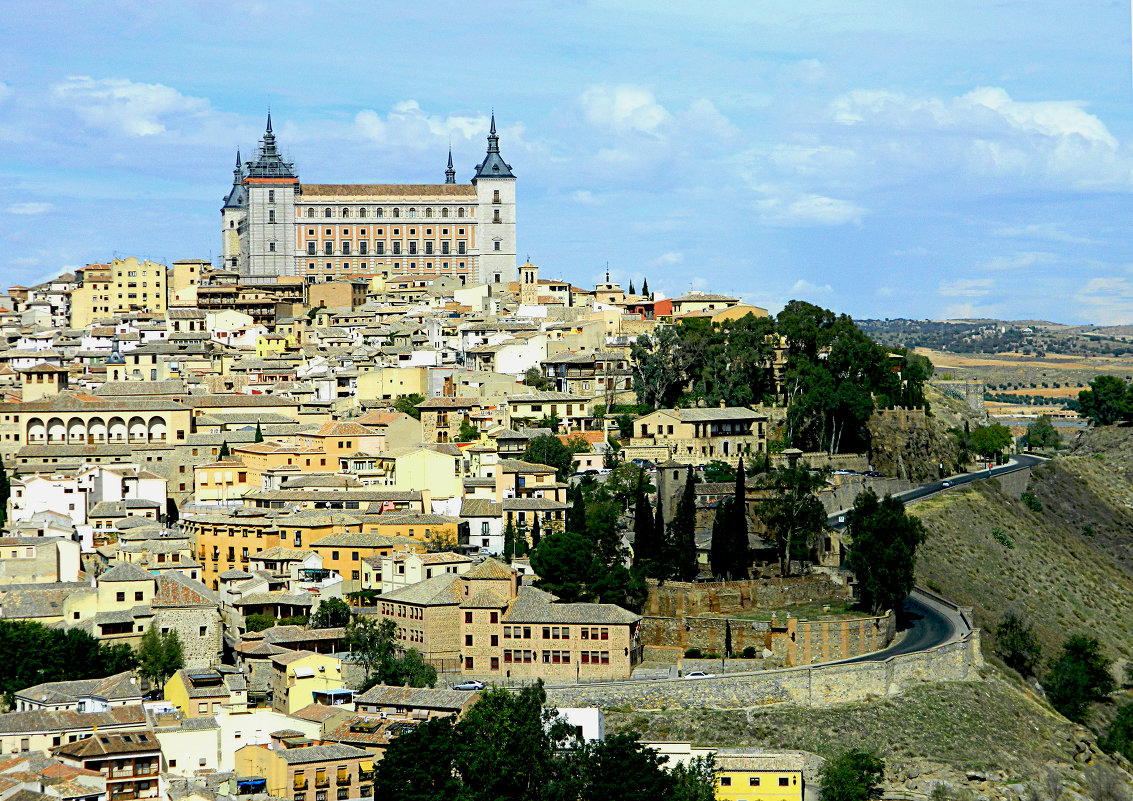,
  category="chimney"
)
[719,399,726,409]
